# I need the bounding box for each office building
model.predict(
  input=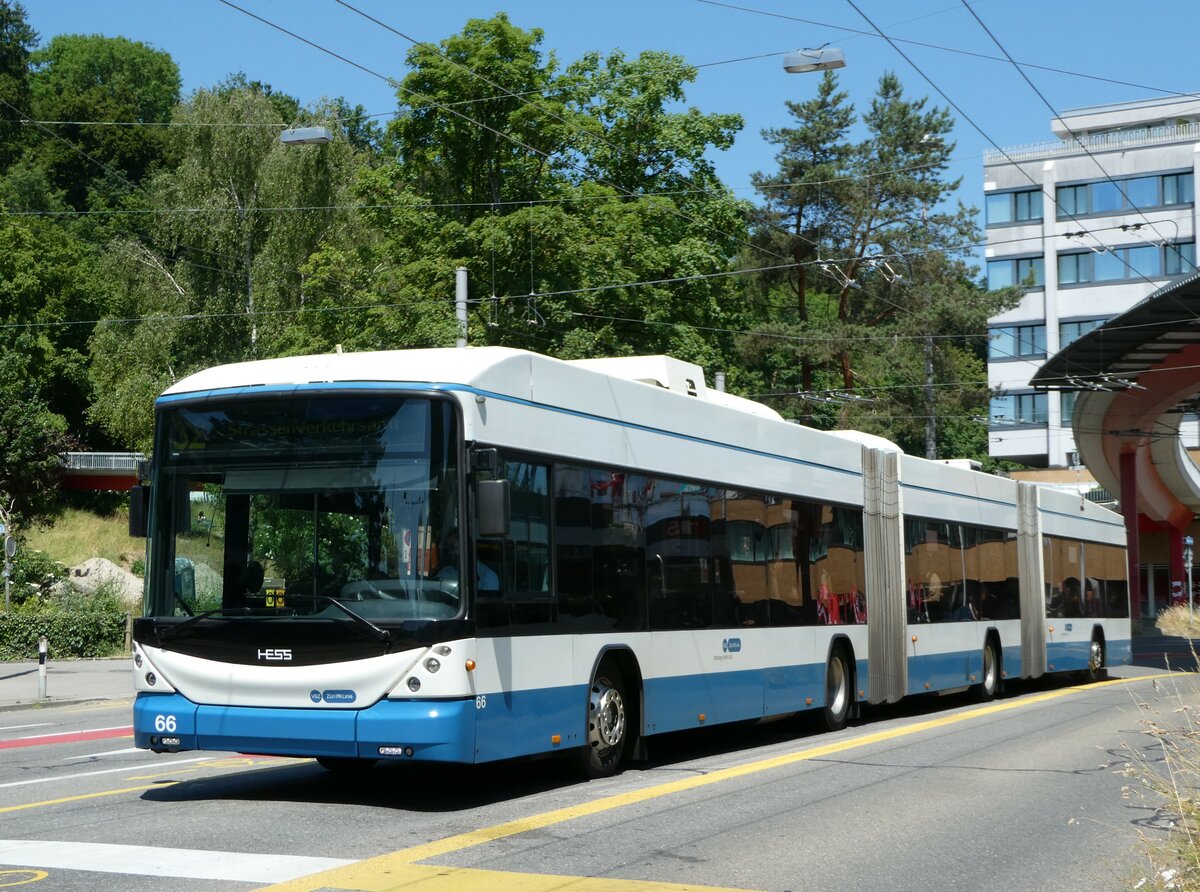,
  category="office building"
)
[985,96,1199,468]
